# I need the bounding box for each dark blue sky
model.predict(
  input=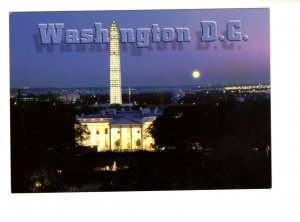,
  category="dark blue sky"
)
[10,9,269,88]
